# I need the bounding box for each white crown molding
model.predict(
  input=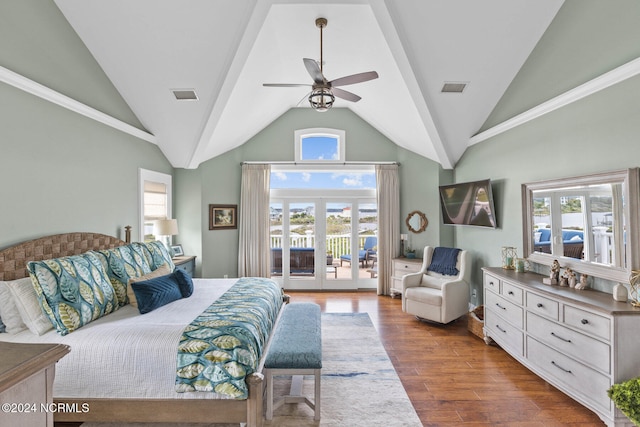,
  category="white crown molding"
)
[470,56,640,145]
[0,65,156,144]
